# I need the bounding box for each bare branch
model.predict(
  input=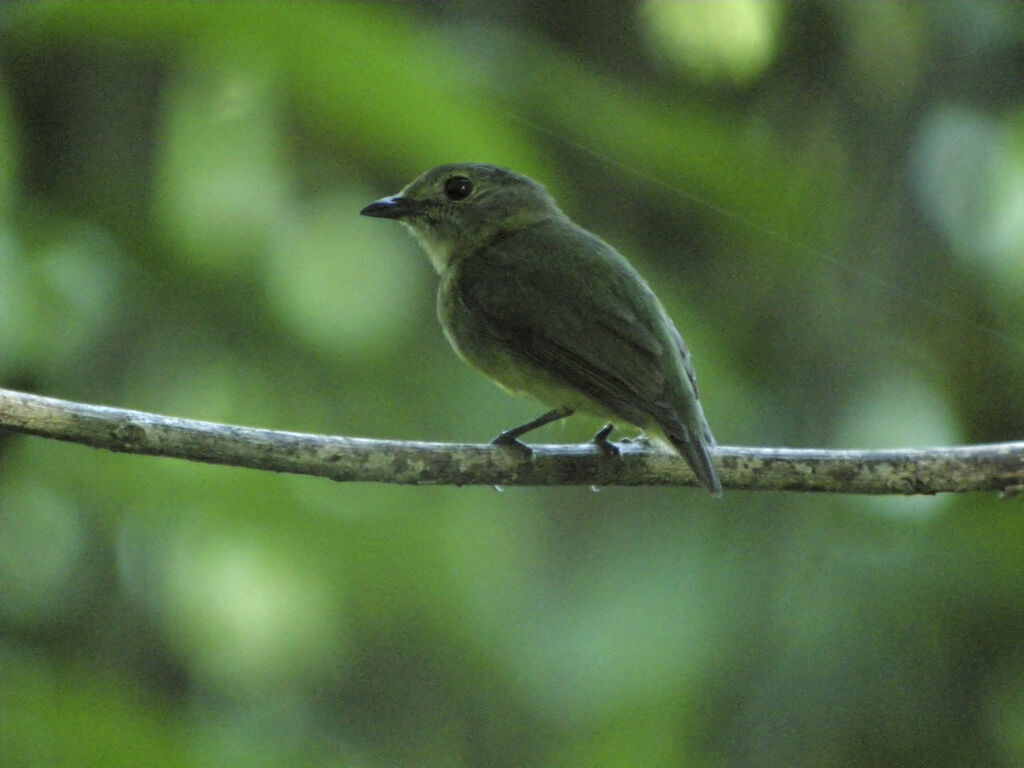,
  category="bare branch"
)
[1,387,1021,494]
